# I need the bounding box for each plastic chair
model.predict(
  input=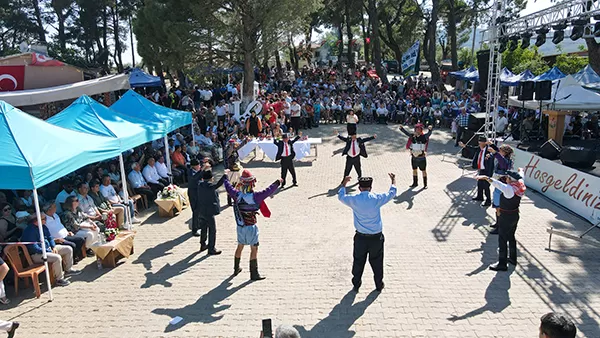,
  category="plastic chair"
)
[3,244,53,298]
